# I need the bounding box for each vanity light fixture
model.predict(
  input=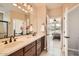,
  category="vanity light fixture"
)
[12,3,33,13]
